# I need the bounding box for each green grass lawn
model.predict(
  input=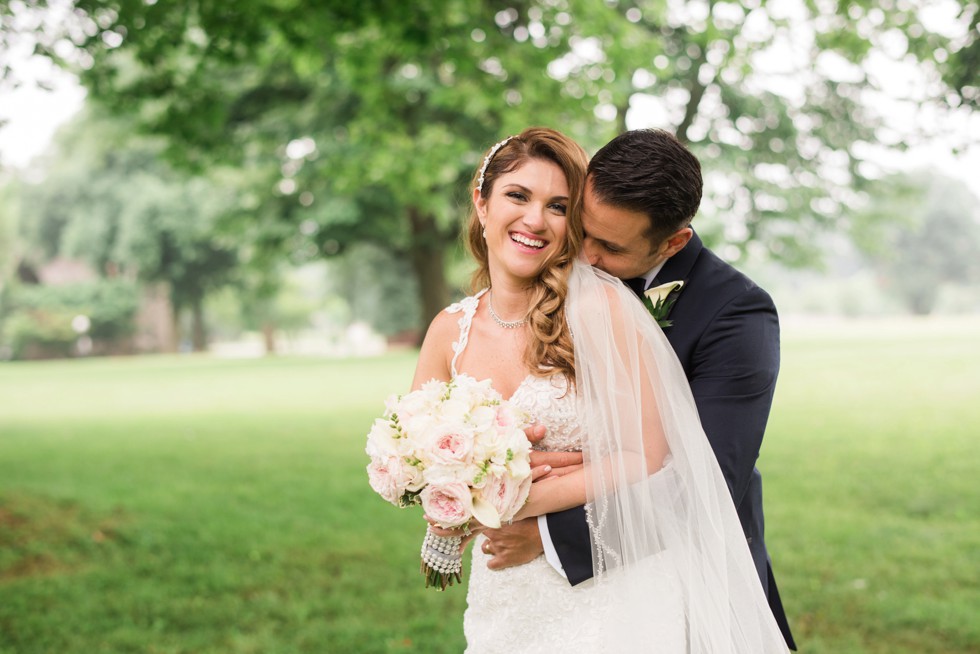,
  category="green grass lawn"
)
[1,319,978,653]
